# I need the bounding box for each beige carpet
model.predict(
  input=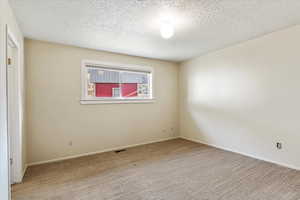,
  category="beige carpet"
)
[12,139,300,200]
